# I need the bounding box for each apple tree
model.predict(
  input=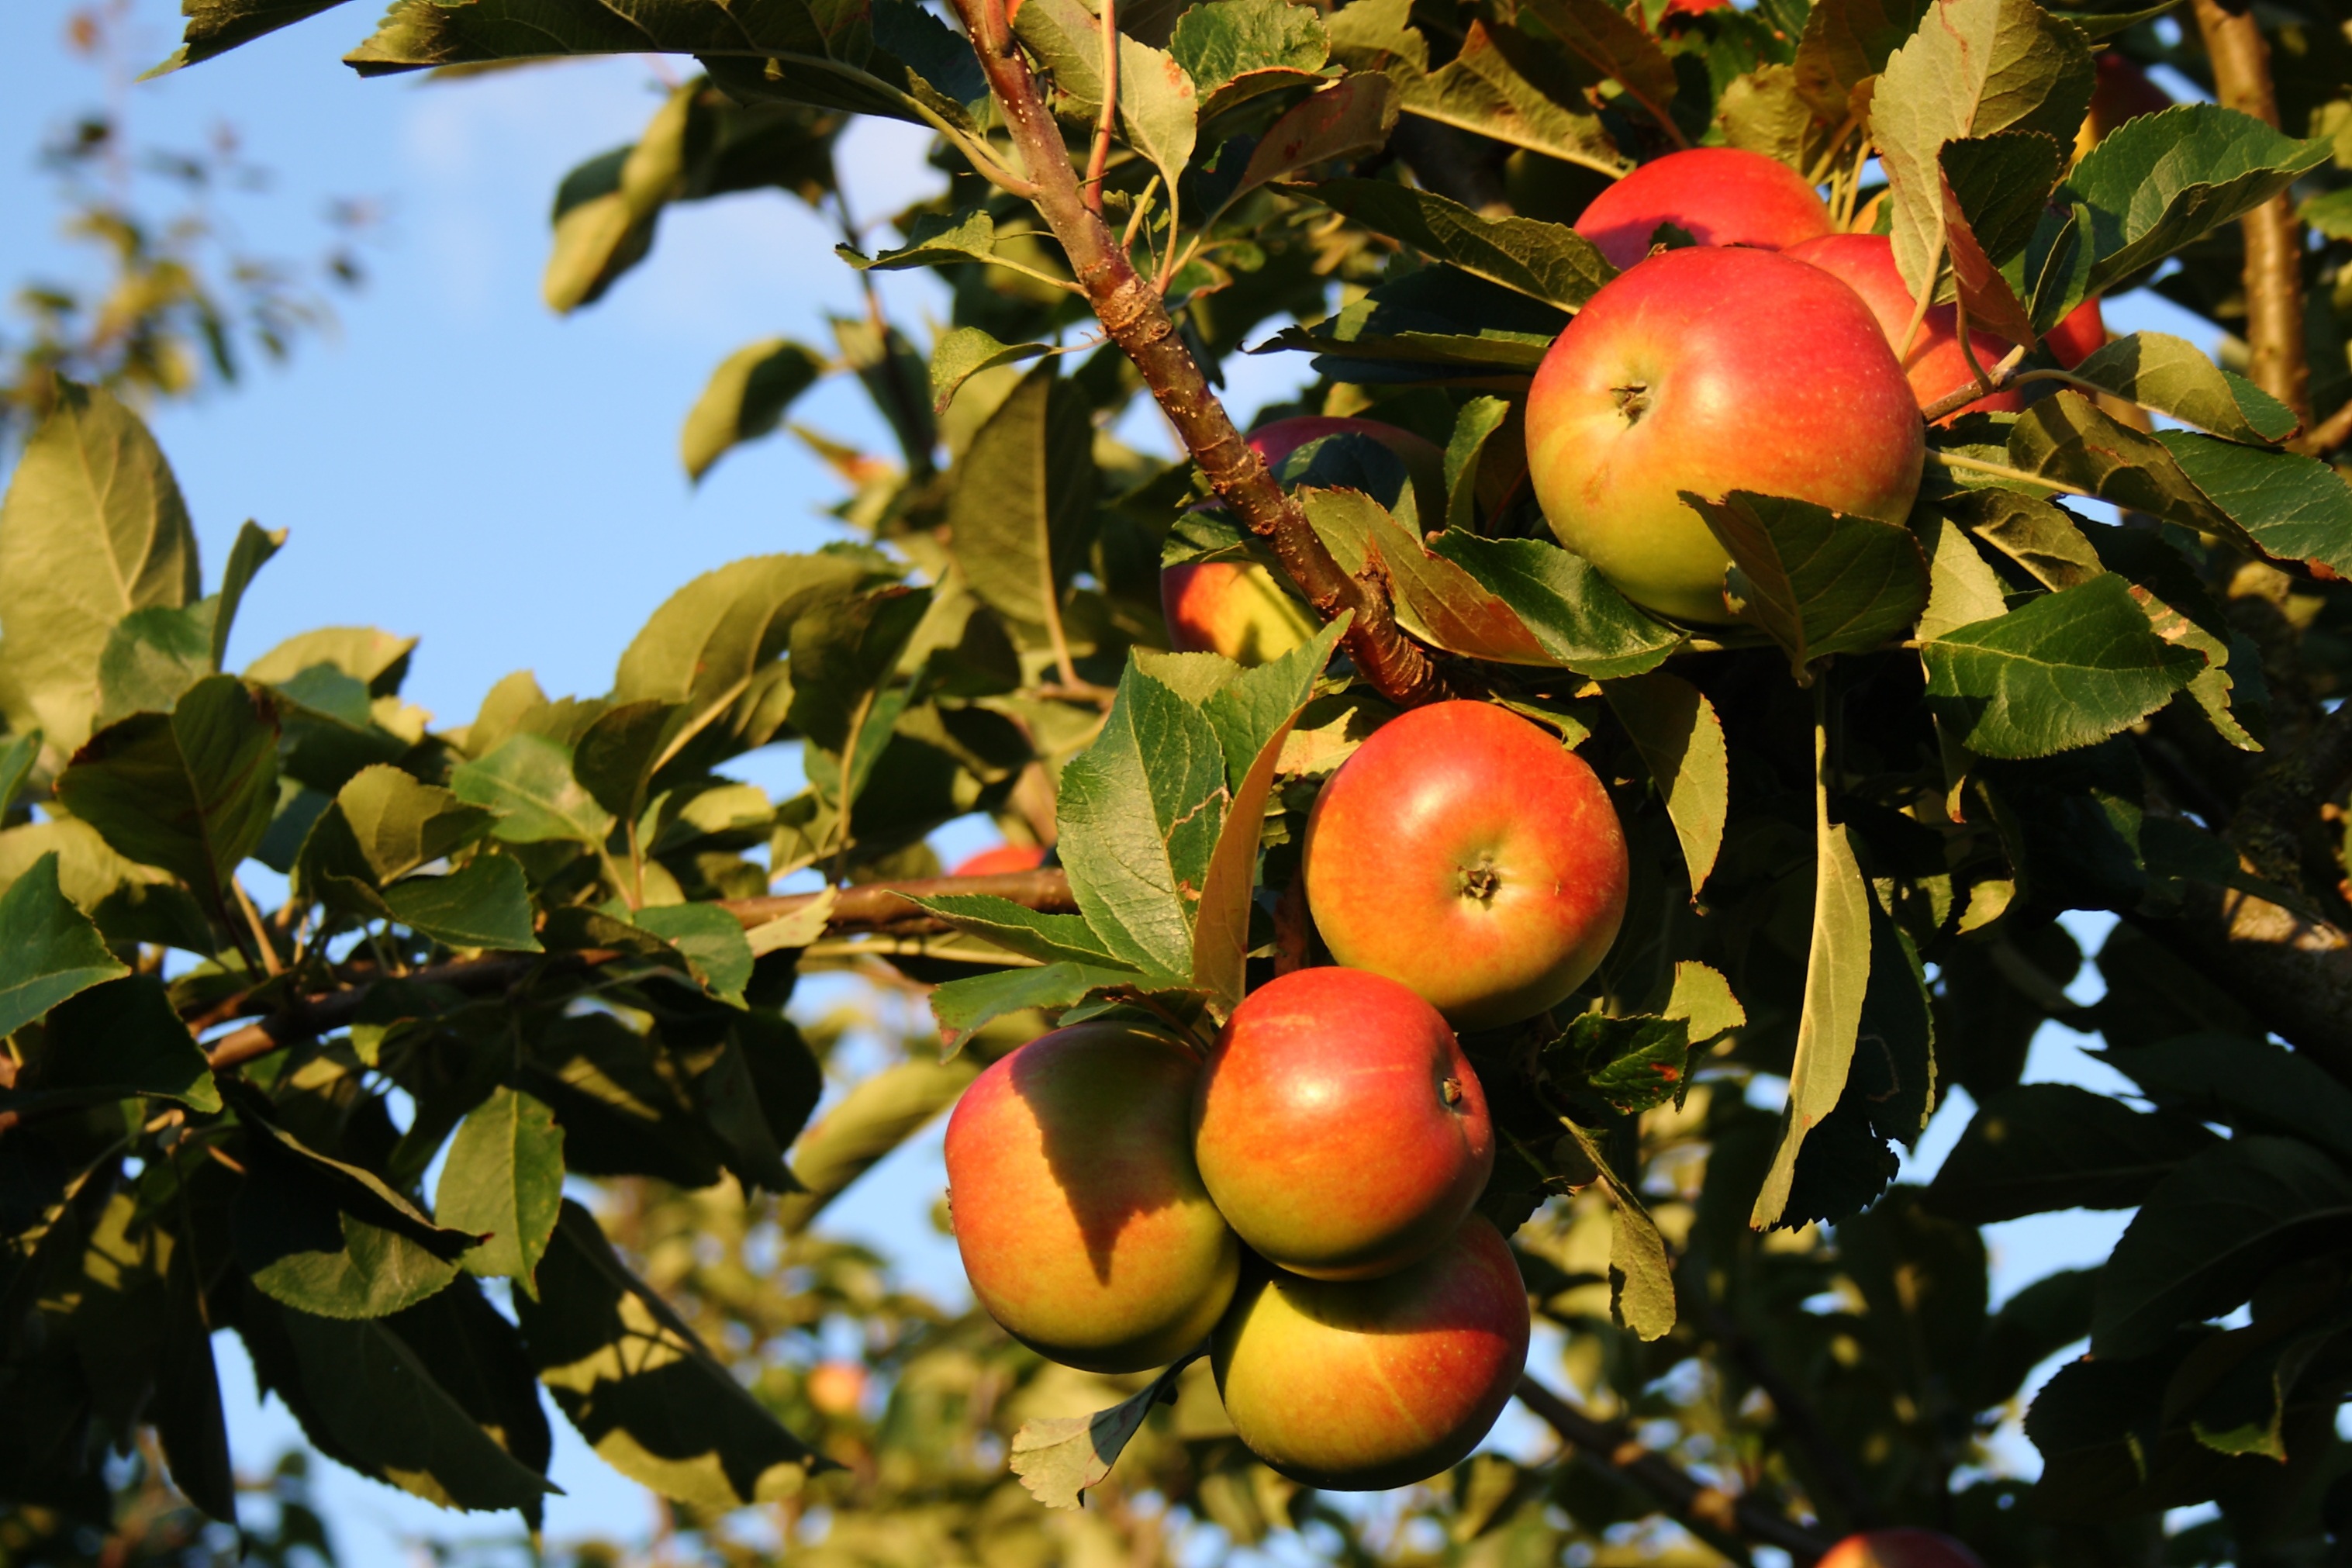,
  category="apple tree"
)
[3,0,2351,1561]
